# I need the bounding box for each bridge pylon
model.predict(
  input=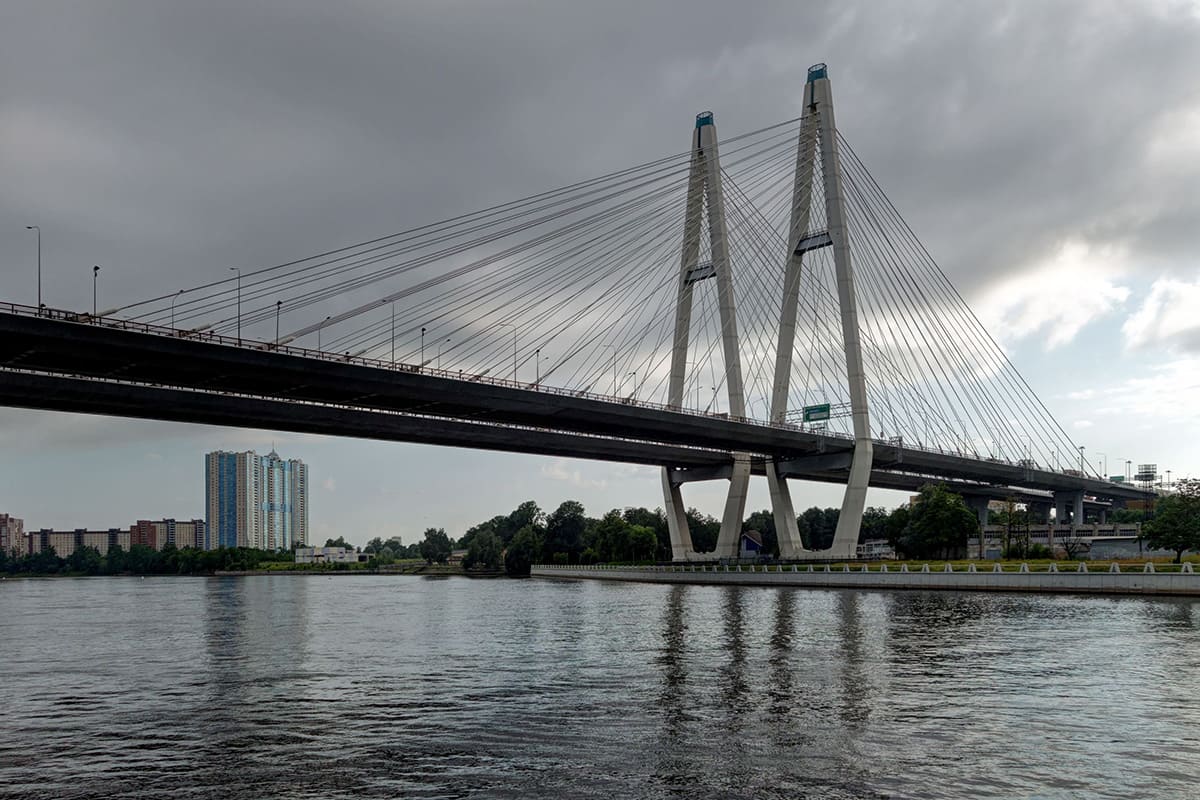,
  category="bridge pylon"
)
[662,111,750,562]
[768,63,873,560]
